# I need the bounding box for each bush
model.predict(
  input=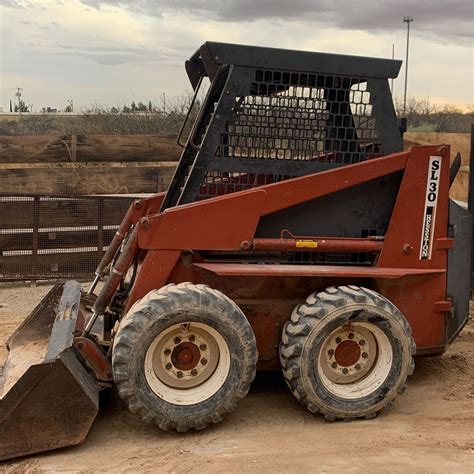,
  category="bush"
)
[395,97,473,133]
